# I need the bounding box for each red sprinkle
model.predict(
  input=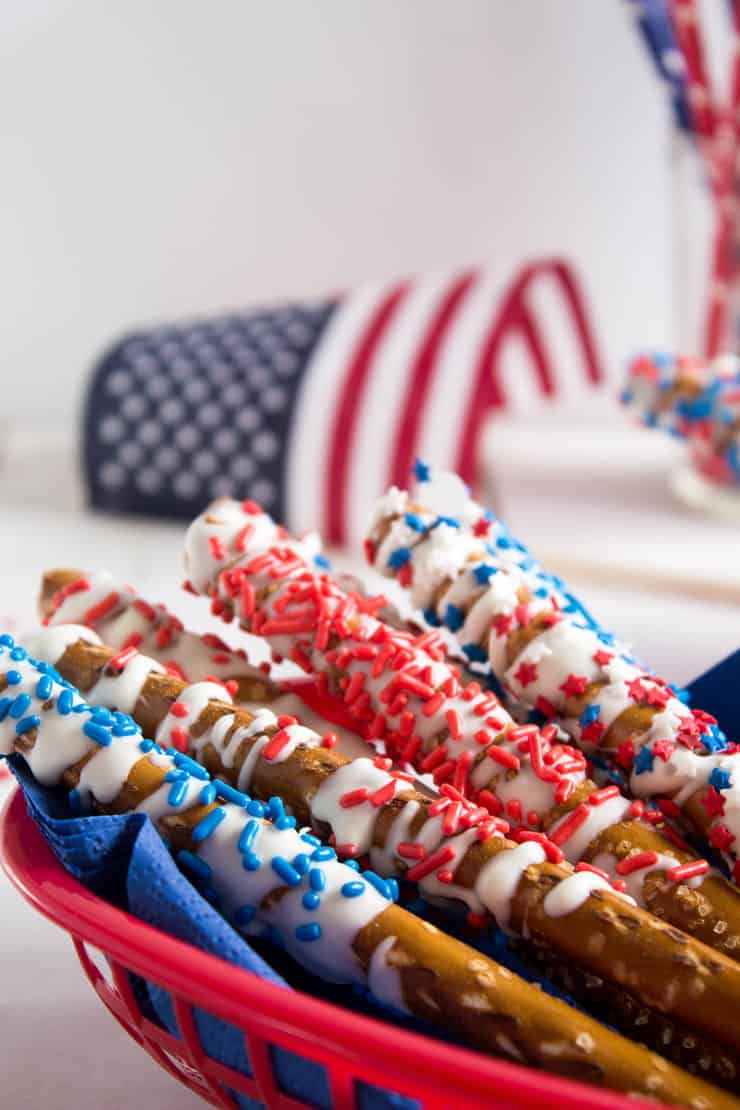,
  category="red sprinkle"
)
[398,842,426,860]
[477,790,503,816]
[405,844,457,882]
[170,702,189,719]
[208,535,226,561]
[169,726,189,753]
[550,803,590,846]
[667,860,709,883]
[321,733,338,749]
[615,850,659,875]
[370,780,396,807]
[628,800,645,819]
[340,788,370,808]
[83,591,121,626]
[575,861,611,883]
[261,728,292,761]
[486,745,521,771]
[588,785,620,806]
[107,645,139,673]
